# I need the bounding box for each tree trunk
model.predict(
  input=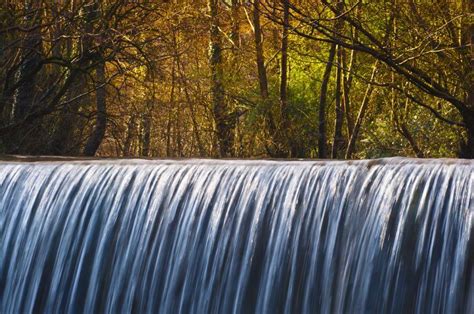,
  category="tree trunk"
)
[460,109,474,158]
[175,55,206,156]
[52,1,96,155]
[318,42,337,158]
[166,62,176,157]
[50,77,87,155]
[230,0,240,51]
[83,62,107,156]
[331,45,344,159]
[0,65,16,123]
[175,101,182,157]
[253,0,269,101]
[141,108,151,157]
[253,0,277,147]
[394,98,425,158]
[459,0,474,158]
[50,32,84,155]
[345,61,378,159]
[280,0,290,153]
[123,114,136,156]
[398,123,425,158]
[208,0,233,157]
[13,1,42,121]
[342,48,355,138]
